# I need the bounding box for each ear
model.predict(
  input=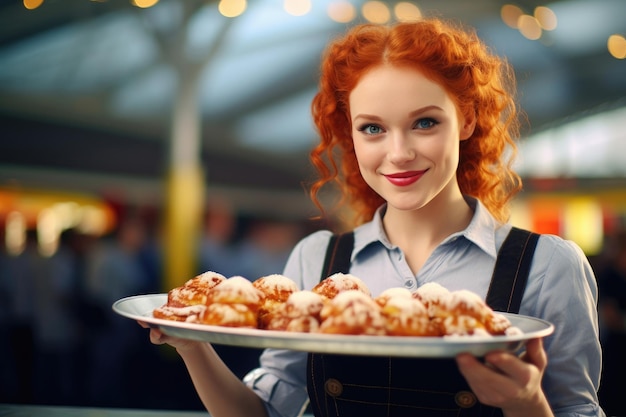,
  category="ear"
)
[459,113,476,141]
